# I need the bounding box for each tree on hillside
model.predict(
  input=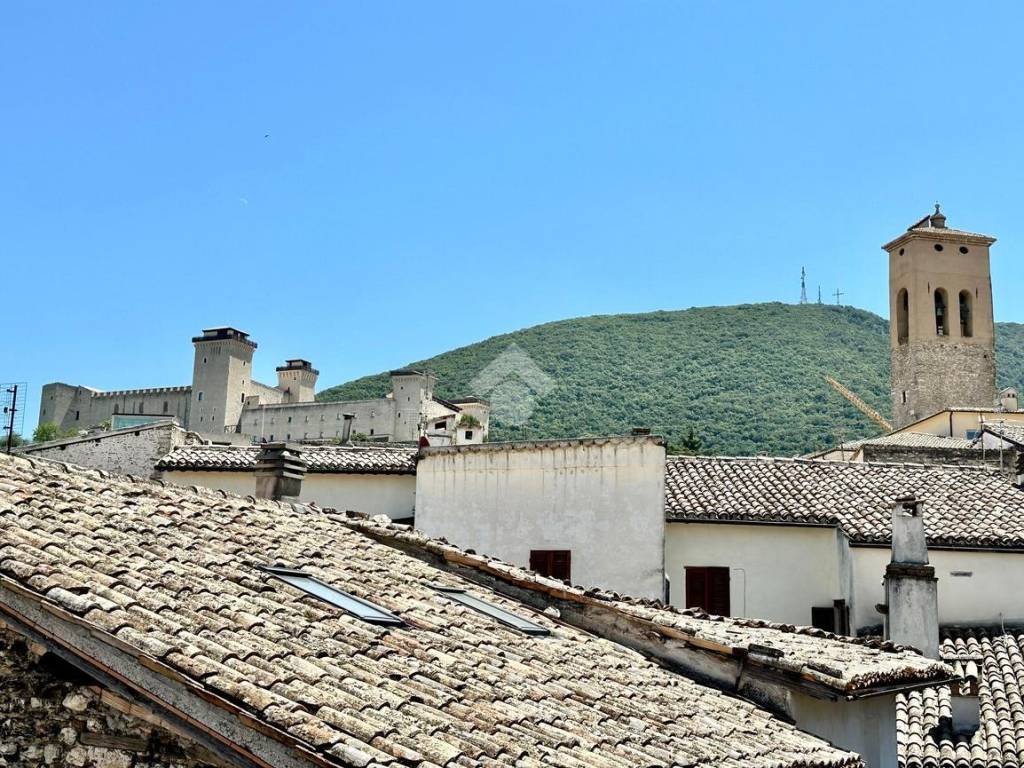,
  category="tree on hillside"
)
[668,427,704,456]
